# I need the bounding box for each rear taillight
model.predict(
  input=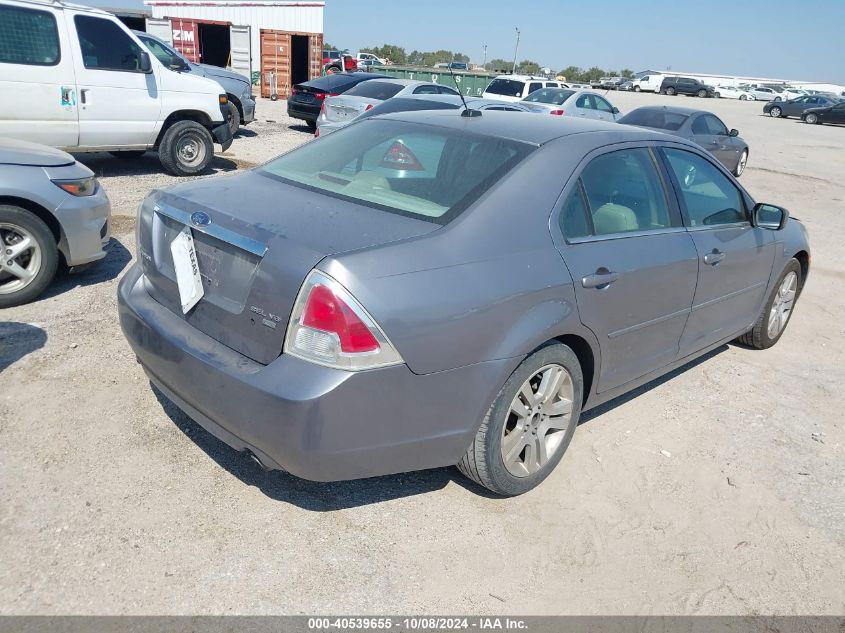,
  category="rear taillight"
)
[380,141,424,171]
[314,92,339,101]
[284,270,403,371]
[550,109,565,116]
[365,103,374,111]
